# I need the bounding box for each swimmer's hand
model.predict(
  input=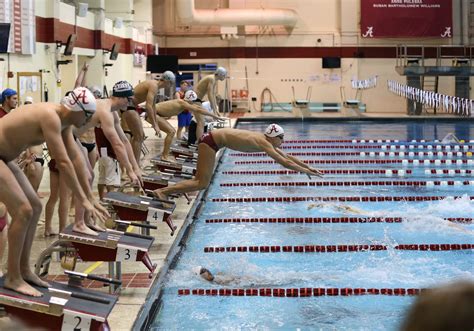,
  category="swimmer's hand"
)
[310,168,324,177]
[91,199,110,218]
[217,117,228,122]
[83,199,108,224]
